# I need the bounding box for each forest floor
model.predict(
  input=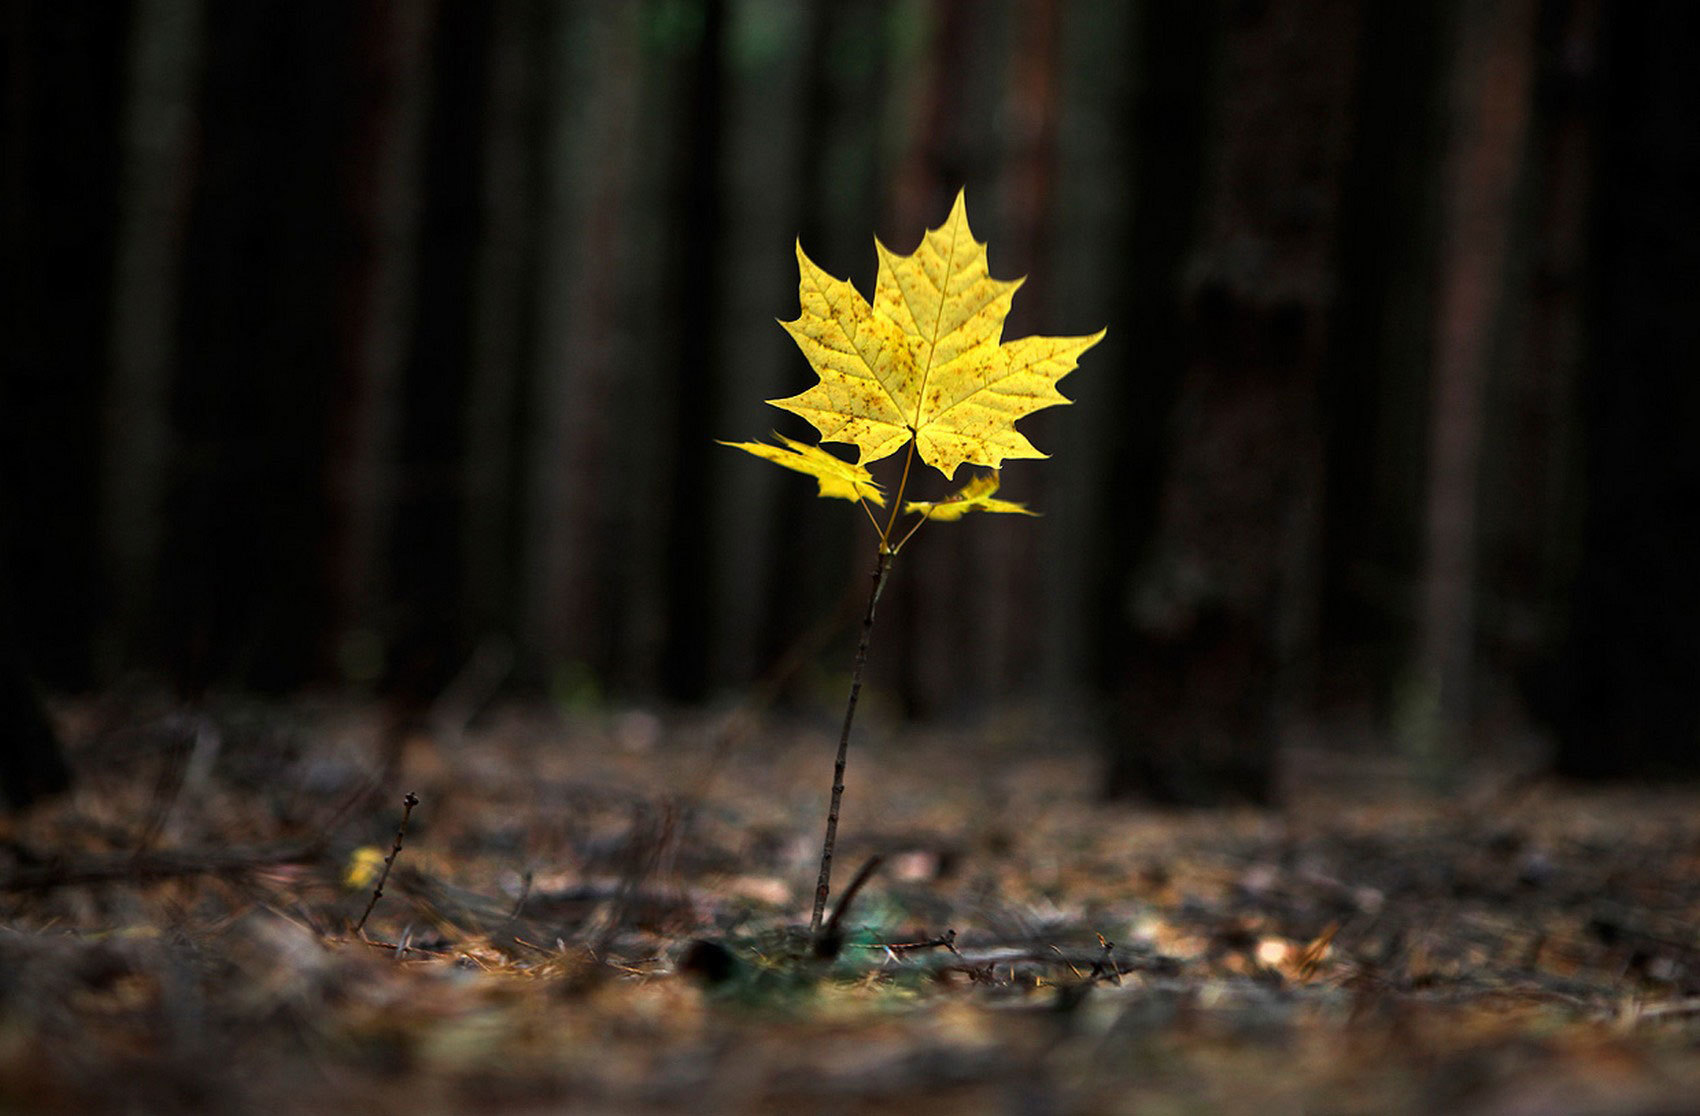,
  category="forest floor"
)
[4,696,1700,1115]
